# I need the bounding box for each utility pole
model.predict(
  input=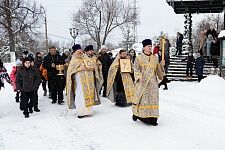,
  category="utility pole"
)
[133,0,138,43]
[45,12,48,53]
